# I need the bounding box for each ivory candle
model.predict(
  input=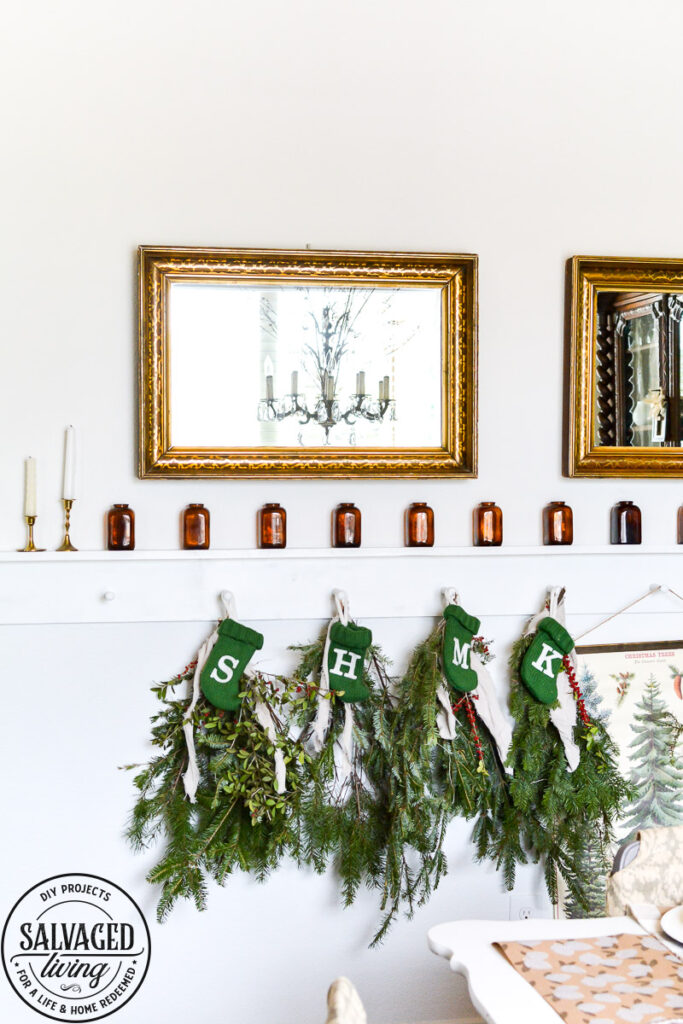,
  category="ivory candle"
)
[358,371,366,396]
[291,371,298,395]
[266,375,274,400]
[24,457,37,517]
[383,375,390,399]
[62,425,76,500]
